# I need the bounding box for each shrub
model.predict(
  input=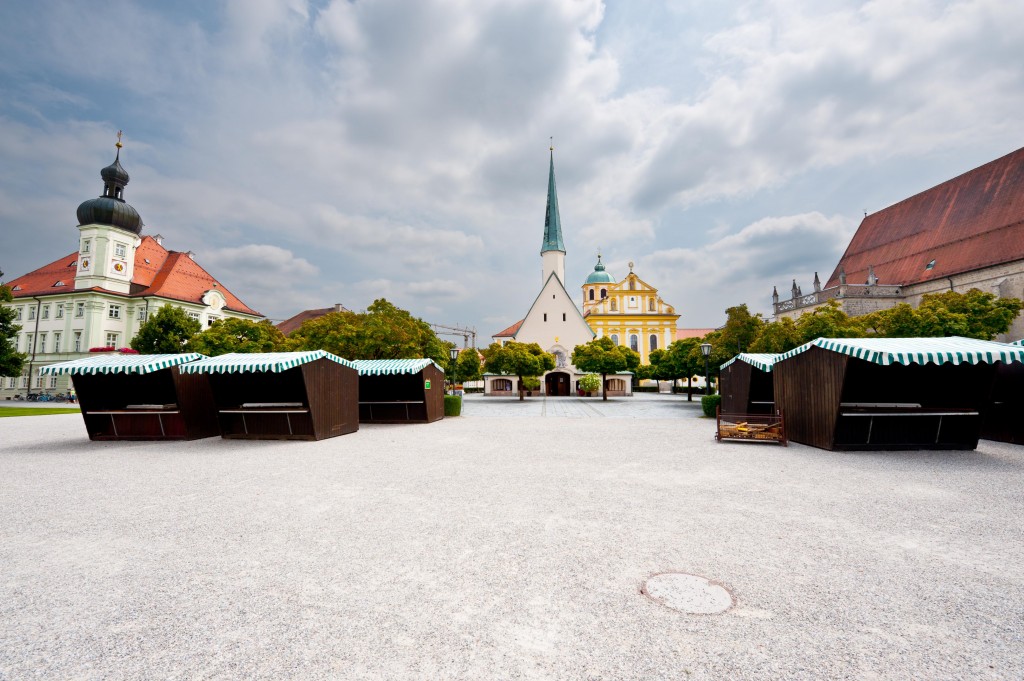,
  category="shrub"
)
[444,394,462,417]
[578,374,601,393]
[521,376,541,391]
[701,394,721,418]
